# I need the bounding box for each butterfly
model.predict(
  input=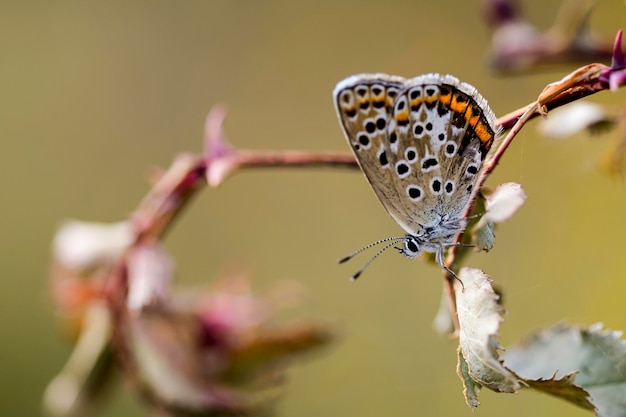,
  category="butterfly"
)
[333,73,500,279]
